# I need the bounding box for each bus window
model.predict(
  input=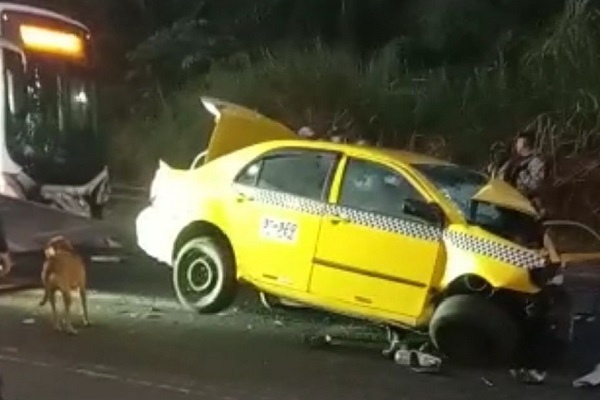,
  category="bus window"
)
[65,74,92,132]
[4,49,27,120]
